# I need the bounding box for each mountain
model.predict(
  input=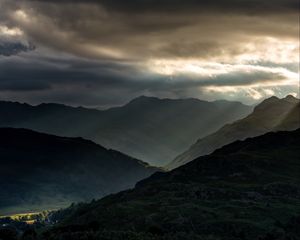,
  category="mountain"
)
[0,128,158,215]
[0,96,252,166]
[168,95,300,169]
[43,129,300,240]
